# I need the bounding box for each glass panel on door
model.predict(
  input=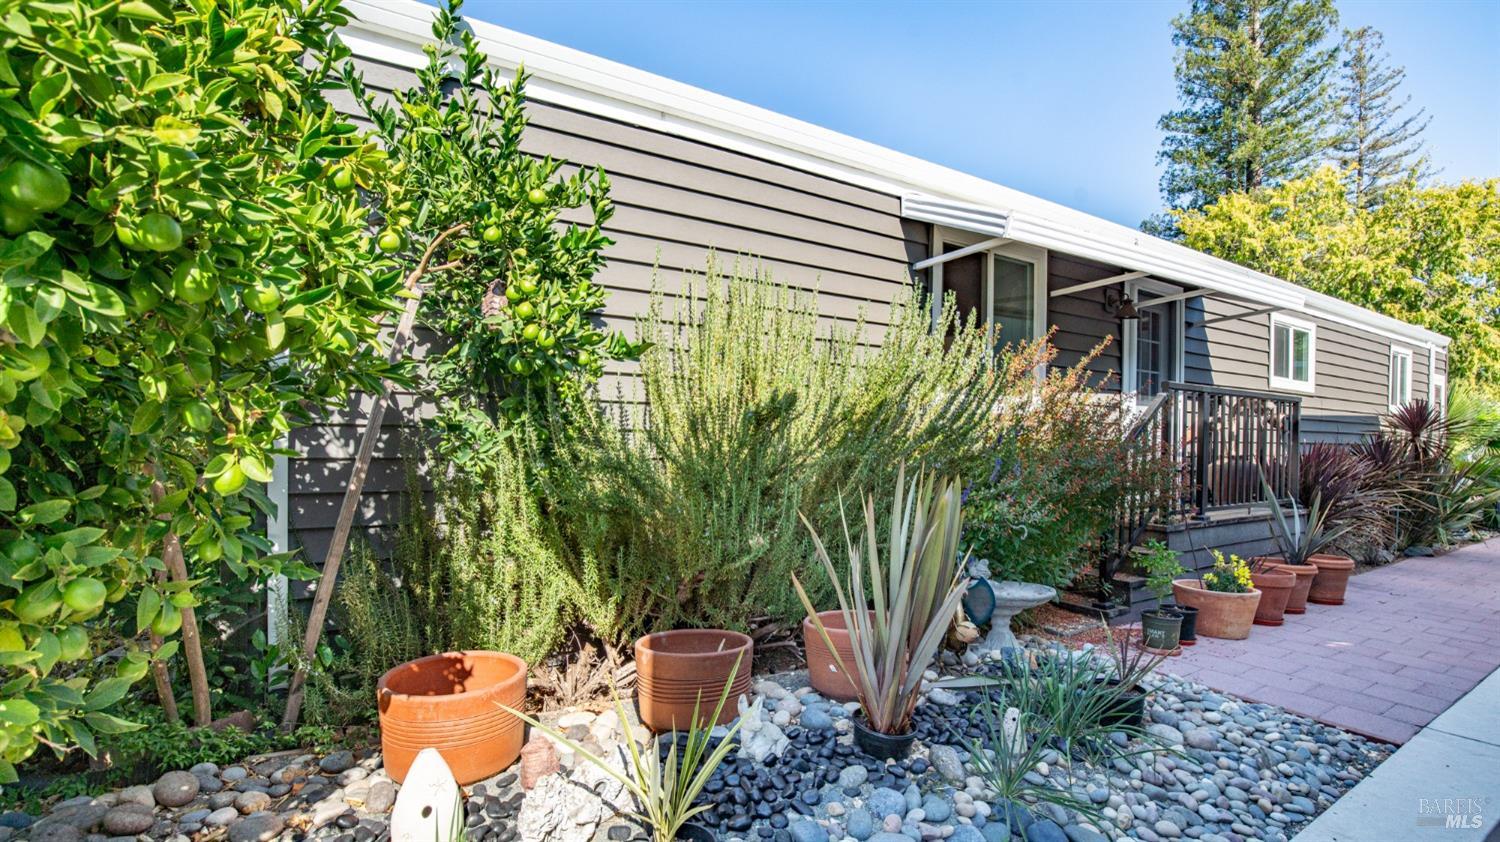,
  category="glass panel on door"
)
[1133,293,1176,397]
